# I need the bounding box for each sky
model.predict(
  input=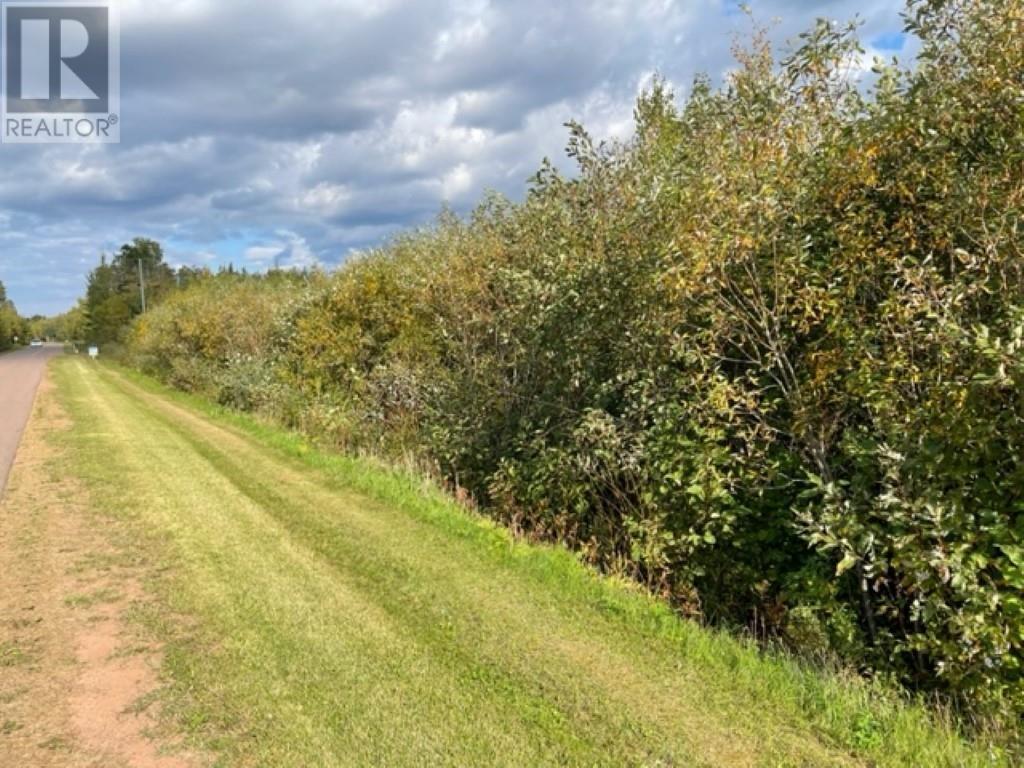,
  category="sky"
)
[0,0,915,316]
